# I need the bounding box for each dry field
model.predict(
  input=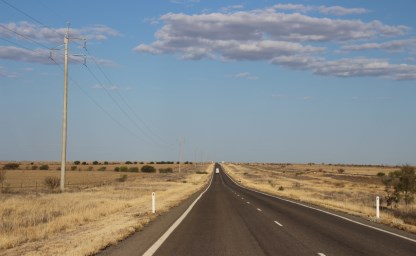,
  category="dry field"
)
[223,163,416,234]
[0,162,213,256]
